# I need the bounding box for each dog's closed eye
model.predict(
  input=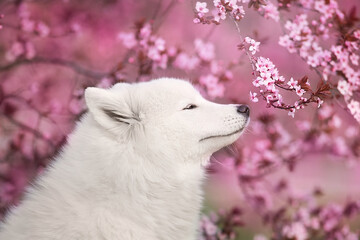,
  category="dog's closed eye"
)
[183,104,197,110]
[102,108,131,124]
